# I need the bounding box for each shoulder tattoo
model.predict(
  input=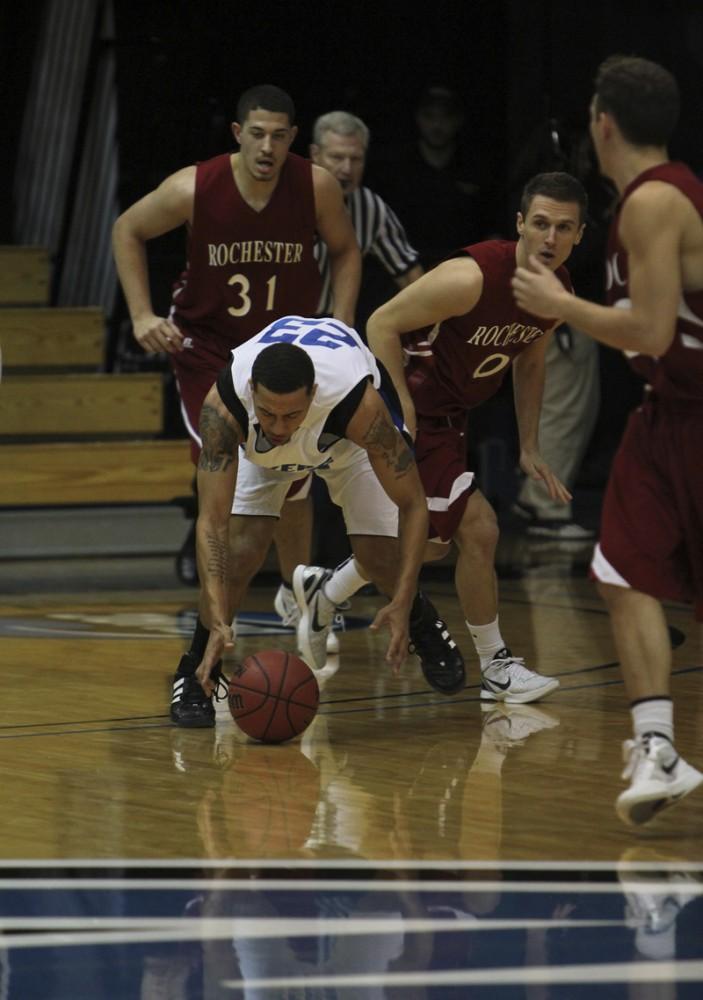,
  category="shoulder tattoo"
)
[198,403,239,472]
[363,412,414,476]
